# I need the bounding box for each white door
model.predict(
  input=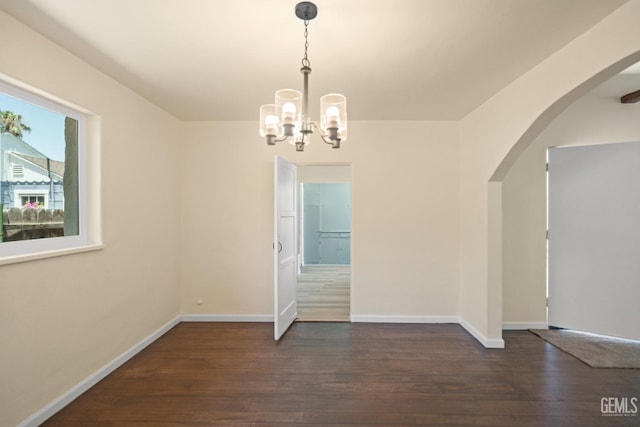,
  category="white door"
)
[274,156,298,340]
[548,141,640,340]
